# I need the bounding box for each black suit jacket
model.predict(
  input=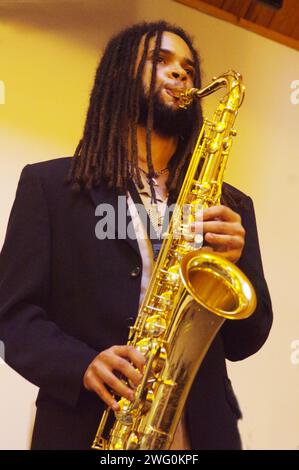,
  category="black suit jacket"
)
[0,157,273,450]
